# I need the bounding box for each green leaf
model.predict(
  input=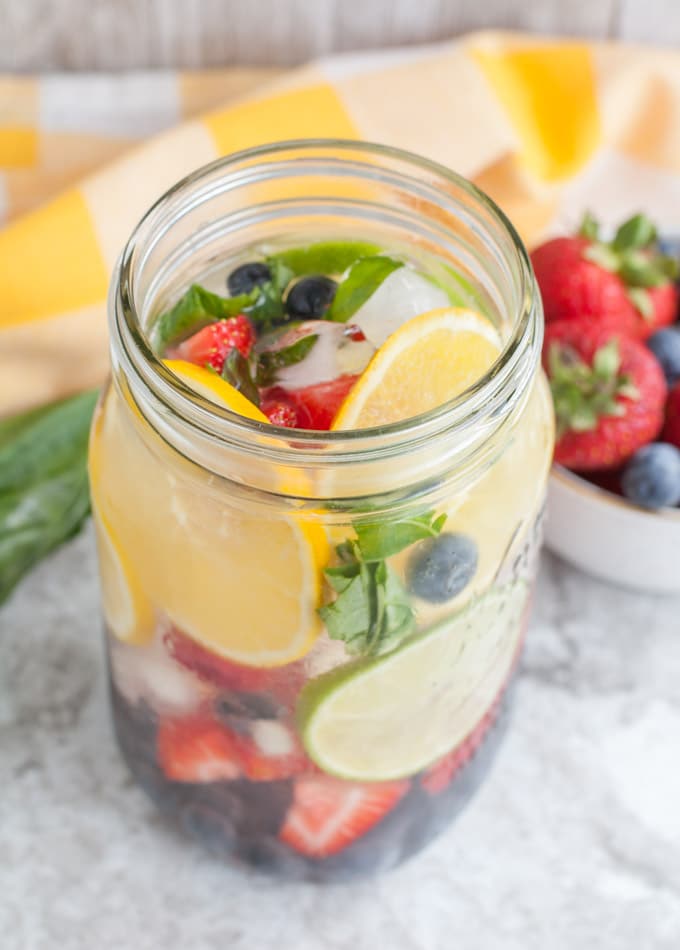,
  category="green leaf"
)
[246,259,295,329]
[152,284,255,352]
[578,210,600,241]
[271,241,380,276]
[612,213,657,252]
[221,349,260,406]
[327,256,403,323]
[318,509,444,657]
[0,390,98,494]
[627,286,654,320]
[354,510,447,562]
[0,460,91,607]
[254,334,318,387]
